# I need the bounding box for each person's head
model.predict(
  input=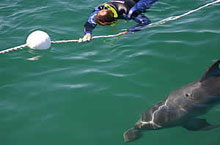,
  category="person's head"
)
[95,9,117,26]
